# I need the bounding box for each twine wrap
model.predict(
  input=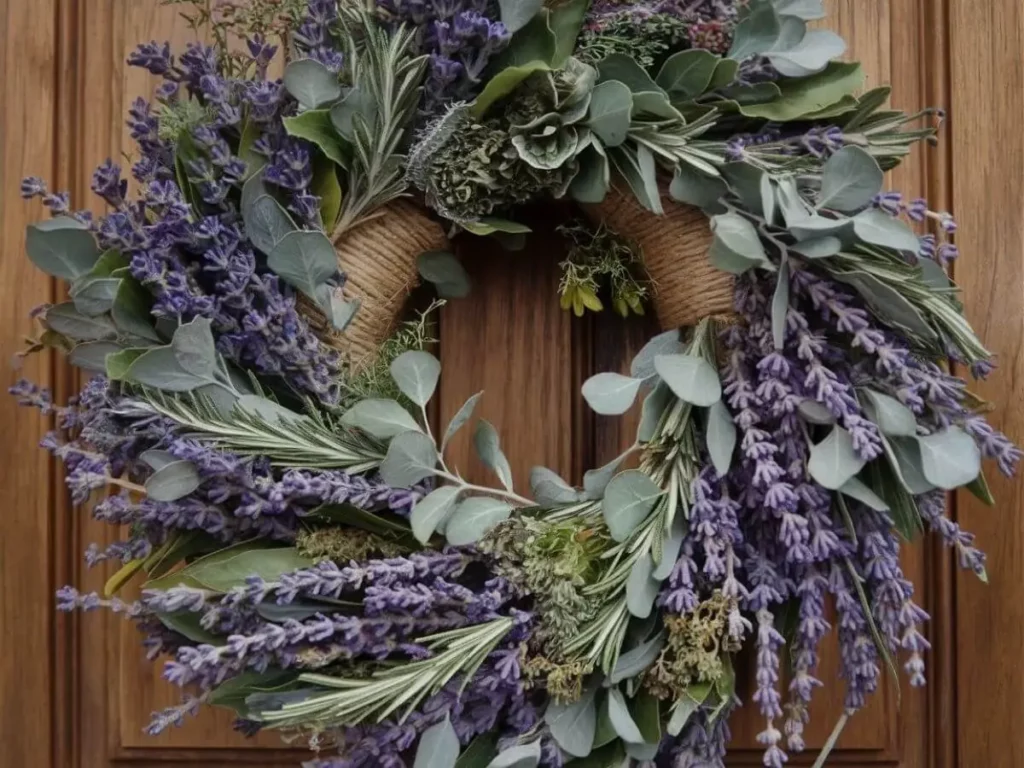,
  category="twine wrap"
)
[303,201,448,364]
[585,189,735,330]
